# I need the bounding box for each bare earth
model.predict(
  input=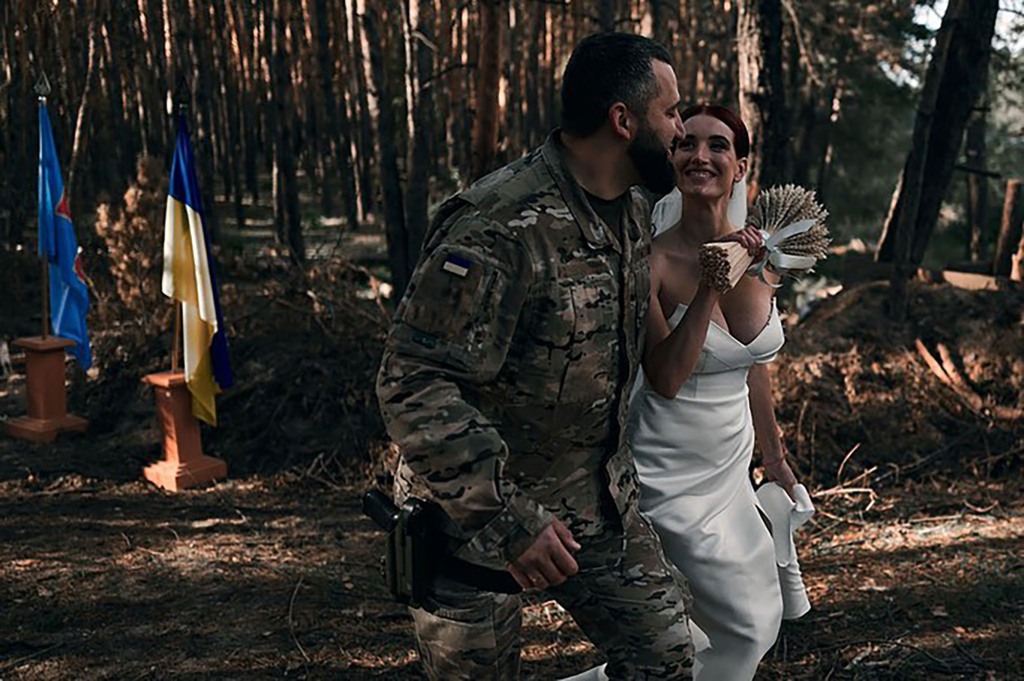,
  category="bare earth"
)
[0,431,1020,680]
